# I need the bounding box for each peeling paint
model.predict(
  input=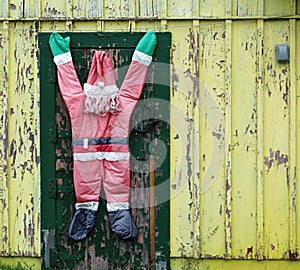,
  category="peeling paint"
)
[264,149,288,172]
[0,0,298,267]
[10,4,16,10]
[246,246,253,258]
[42,230,55,268]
